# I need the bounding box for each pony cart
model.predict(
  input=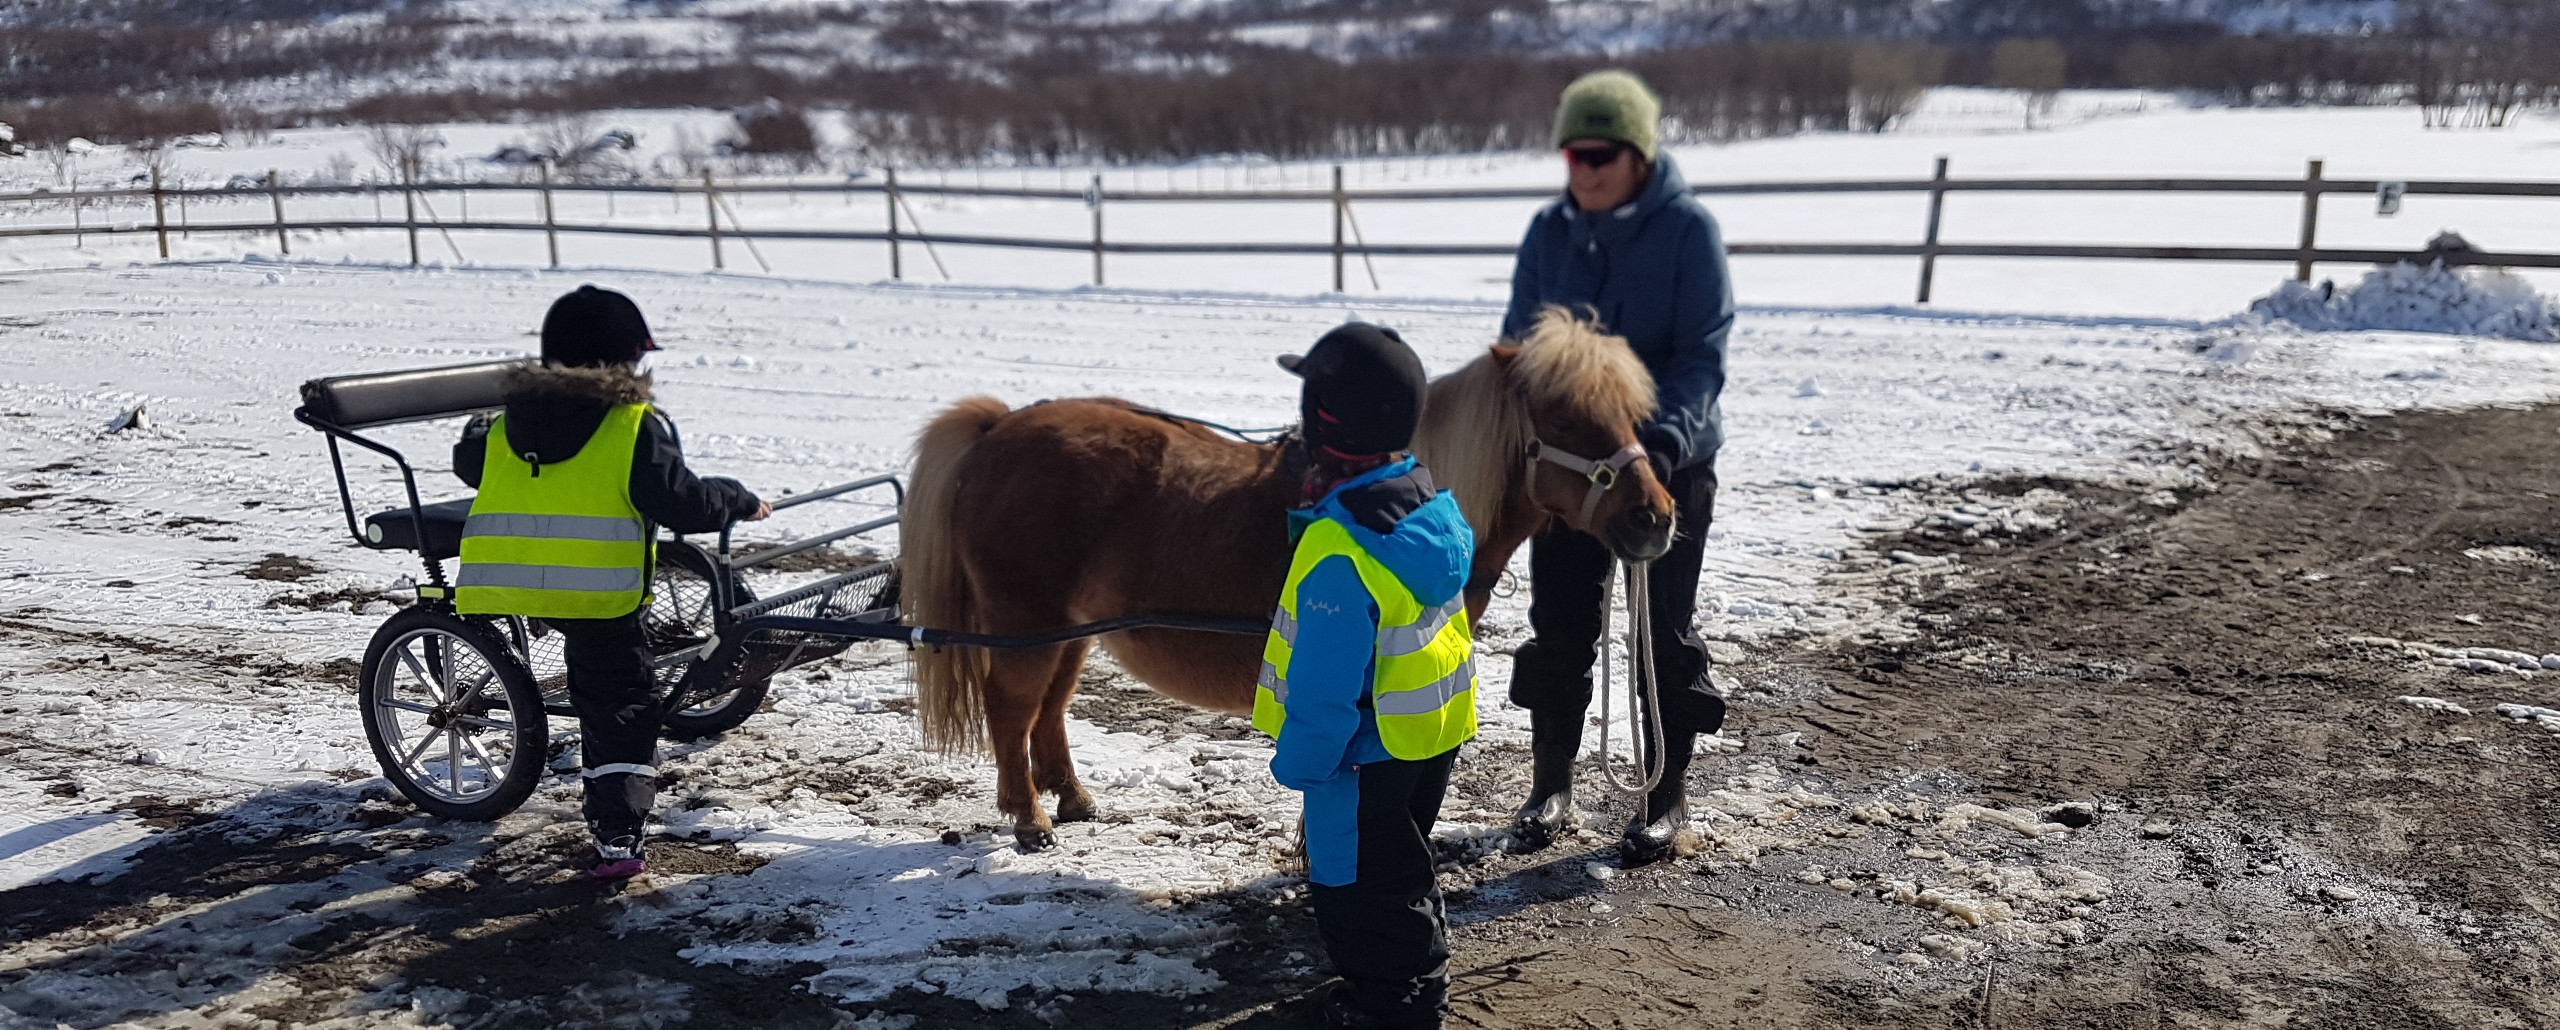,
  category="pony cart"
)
[296,360,1270,824]
[296,360,906,820]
